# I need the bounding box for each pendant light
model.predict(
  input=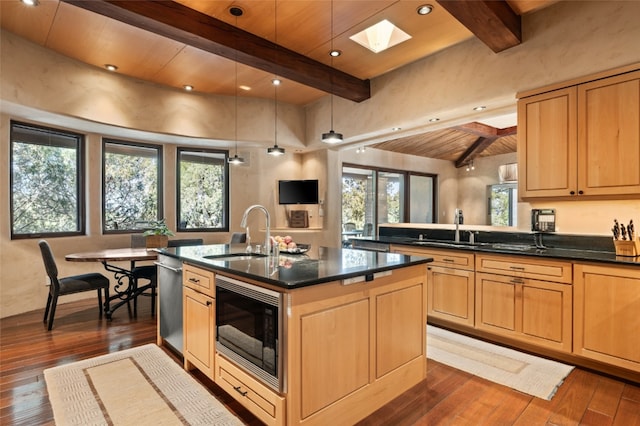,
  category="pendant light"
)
[321,0,343,144]
[267,1,285,156]
[228,7,245,165]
